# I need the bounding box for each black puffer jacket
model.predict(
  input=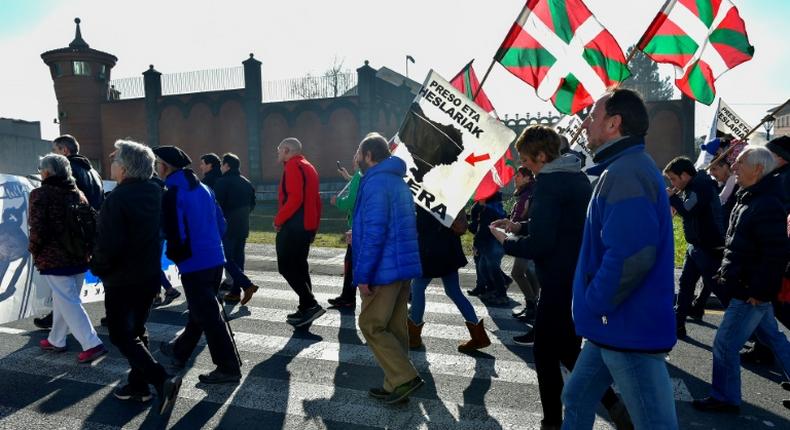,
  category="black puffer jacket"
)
[719,174,789,302]
[668,171,725,250]
[90,178,162,290]
[503,155,591,304]
[415,208,467,278]
[202,167,222,190]
[68,155,103,211]
[214,169,256,239]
